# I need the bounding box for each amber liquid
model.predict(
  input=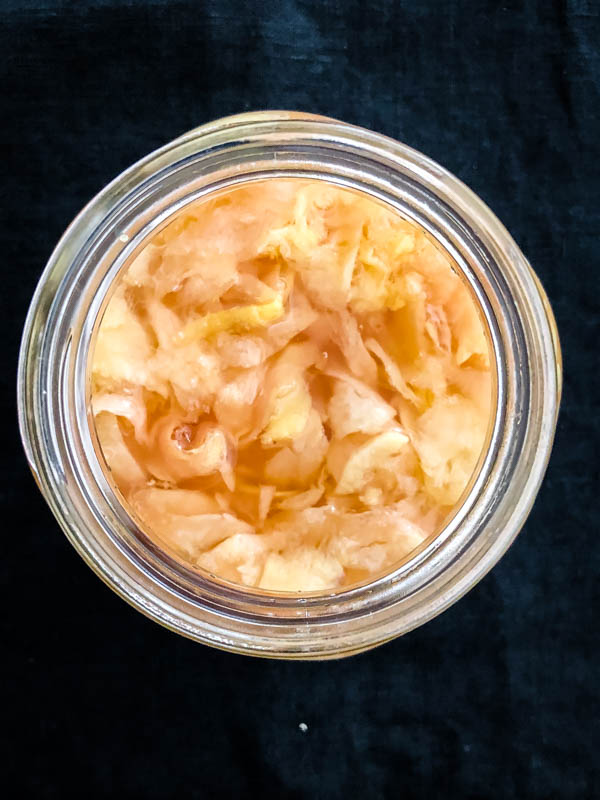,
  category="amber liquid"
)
[91,180,492,592]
